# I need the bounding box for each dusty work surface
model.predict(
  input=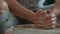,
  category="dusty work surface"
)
[14,24,60,29]
[13,24,60,34]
